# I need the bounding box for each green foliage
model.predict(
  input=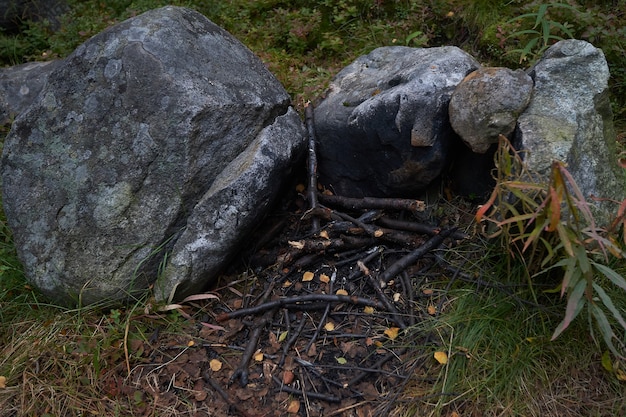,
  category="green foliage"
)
[504,2,579,63]
[477,136,626,359]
